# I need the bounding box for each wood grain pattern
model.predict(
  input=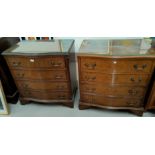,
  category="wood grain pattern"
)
[16,81,70,91]
[78,39,155,116]
[80,94,143,108]
[3,40,77,107]
[80,84,146,97]
[78,56,155,116]
[20,90,71,100]
[5,56,66,69]
[11,69,68,81]
[80,72,150,86]
[81,57,154,74]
